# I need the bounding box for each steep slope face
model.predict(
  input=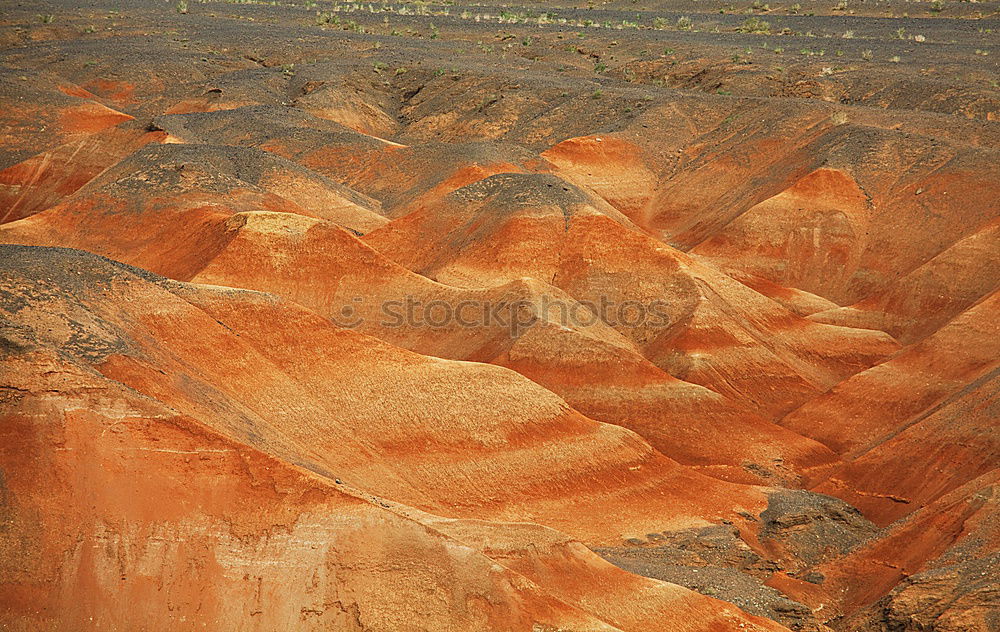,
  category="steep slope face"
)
[690,167,874,306]
[780,472,1000,631]
[0,121,163,224]
[187,213,635,368]
[424,517,791,632]
[626,102,1000,311]
[165,61,403,138]
[0,153,307,280]
[637,102,835,251]
[0,146,840,486]
[161,63,402,139]
[1,245,803,632]
[812,370,999,527]
[201,209,839,486]
[0,143,387,279]
[365,173,899,420]
[864,553,999,632]
[129,143,385,228]
[782,291,1000,457]
[0,69,134,171]
[536,97,752,225]
[1,247,628,630]
[541,134,661,222]
[779,292,1000,526]
[809,218,1000,344]
[0,69,148,220]
[1,354,624,631]
[151,104,398,169]
[826,139,1000,307]
[154,105,544,216]
[0,246,772,545]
